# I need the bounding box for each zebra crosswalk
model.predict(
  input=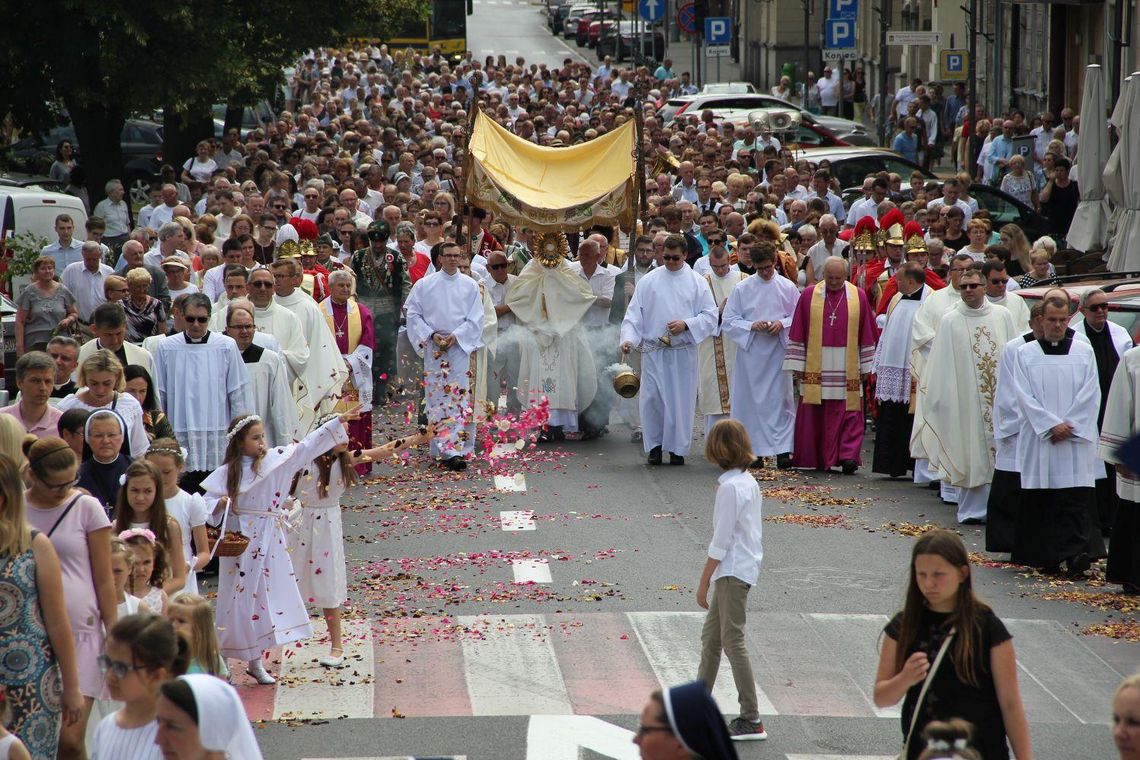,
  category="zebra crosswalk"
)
[235,611,1122,726]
